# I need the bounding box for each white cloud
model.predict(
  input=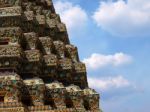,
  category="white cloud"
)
[83,52,132,70]
[54,1,88,31]
[93,0,150,37]
[88,75,130,91]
